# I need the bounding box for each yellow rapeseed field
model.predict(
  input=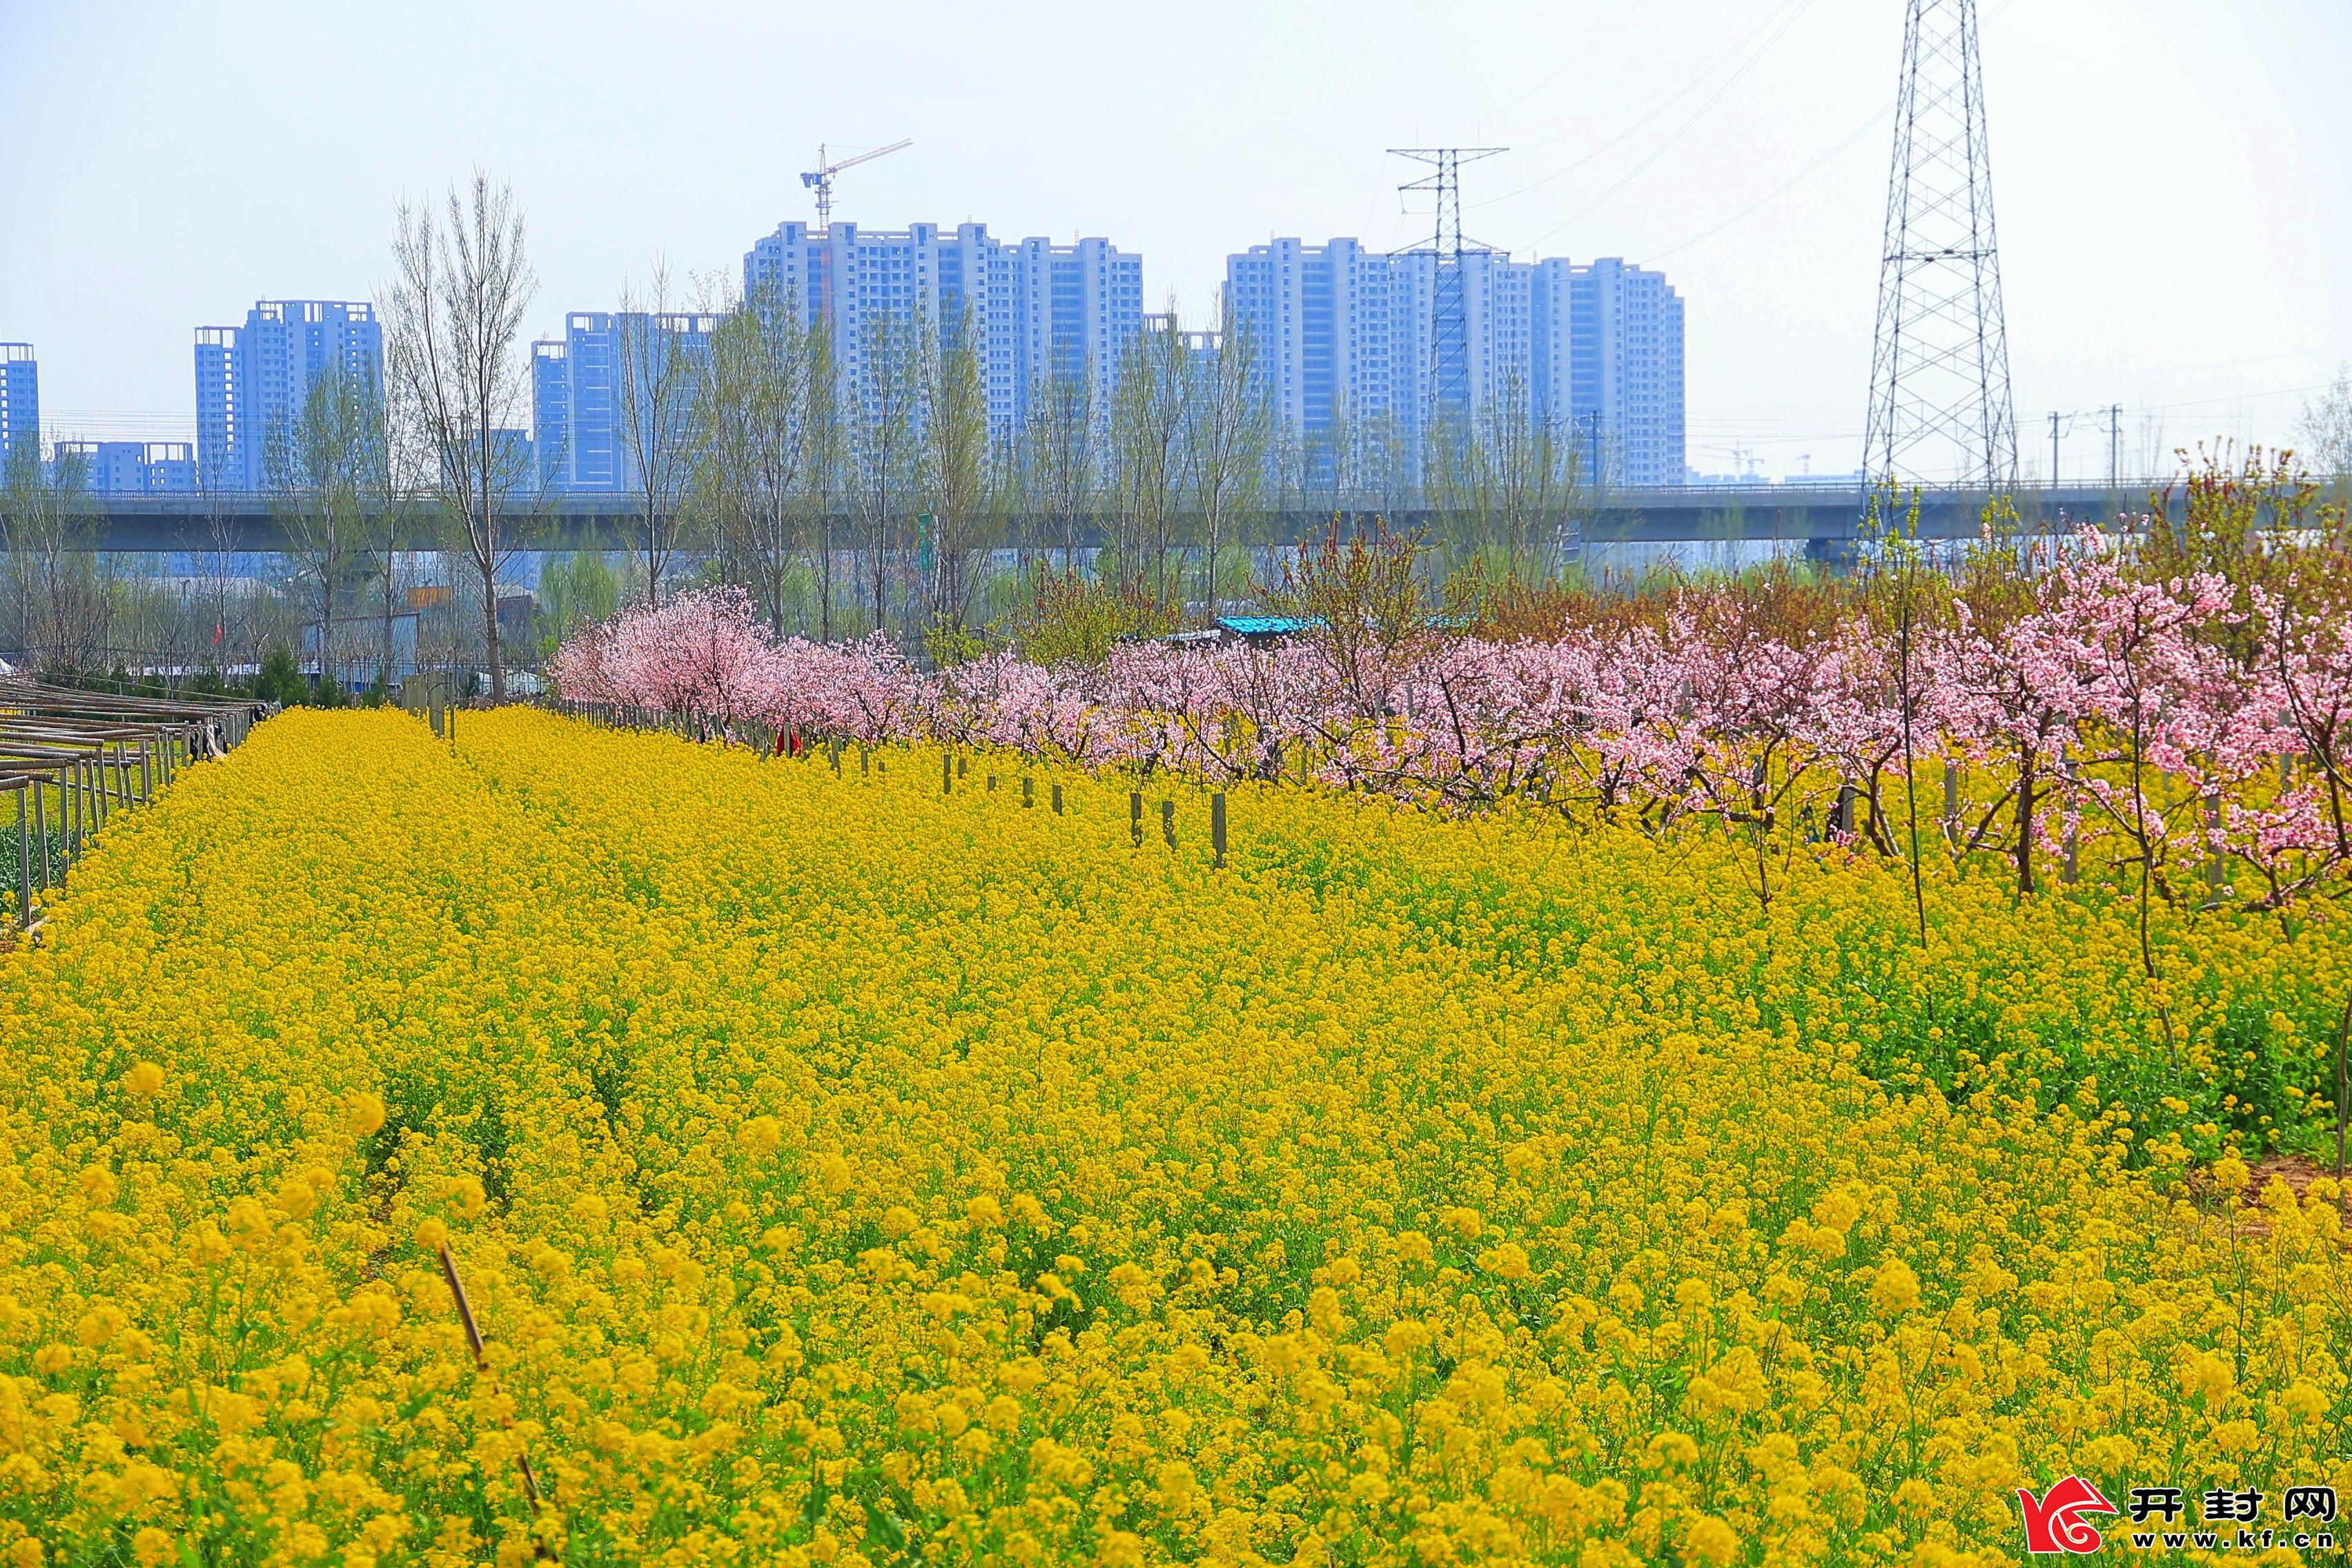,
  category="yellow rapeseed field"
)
[0,707,2345,1567]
